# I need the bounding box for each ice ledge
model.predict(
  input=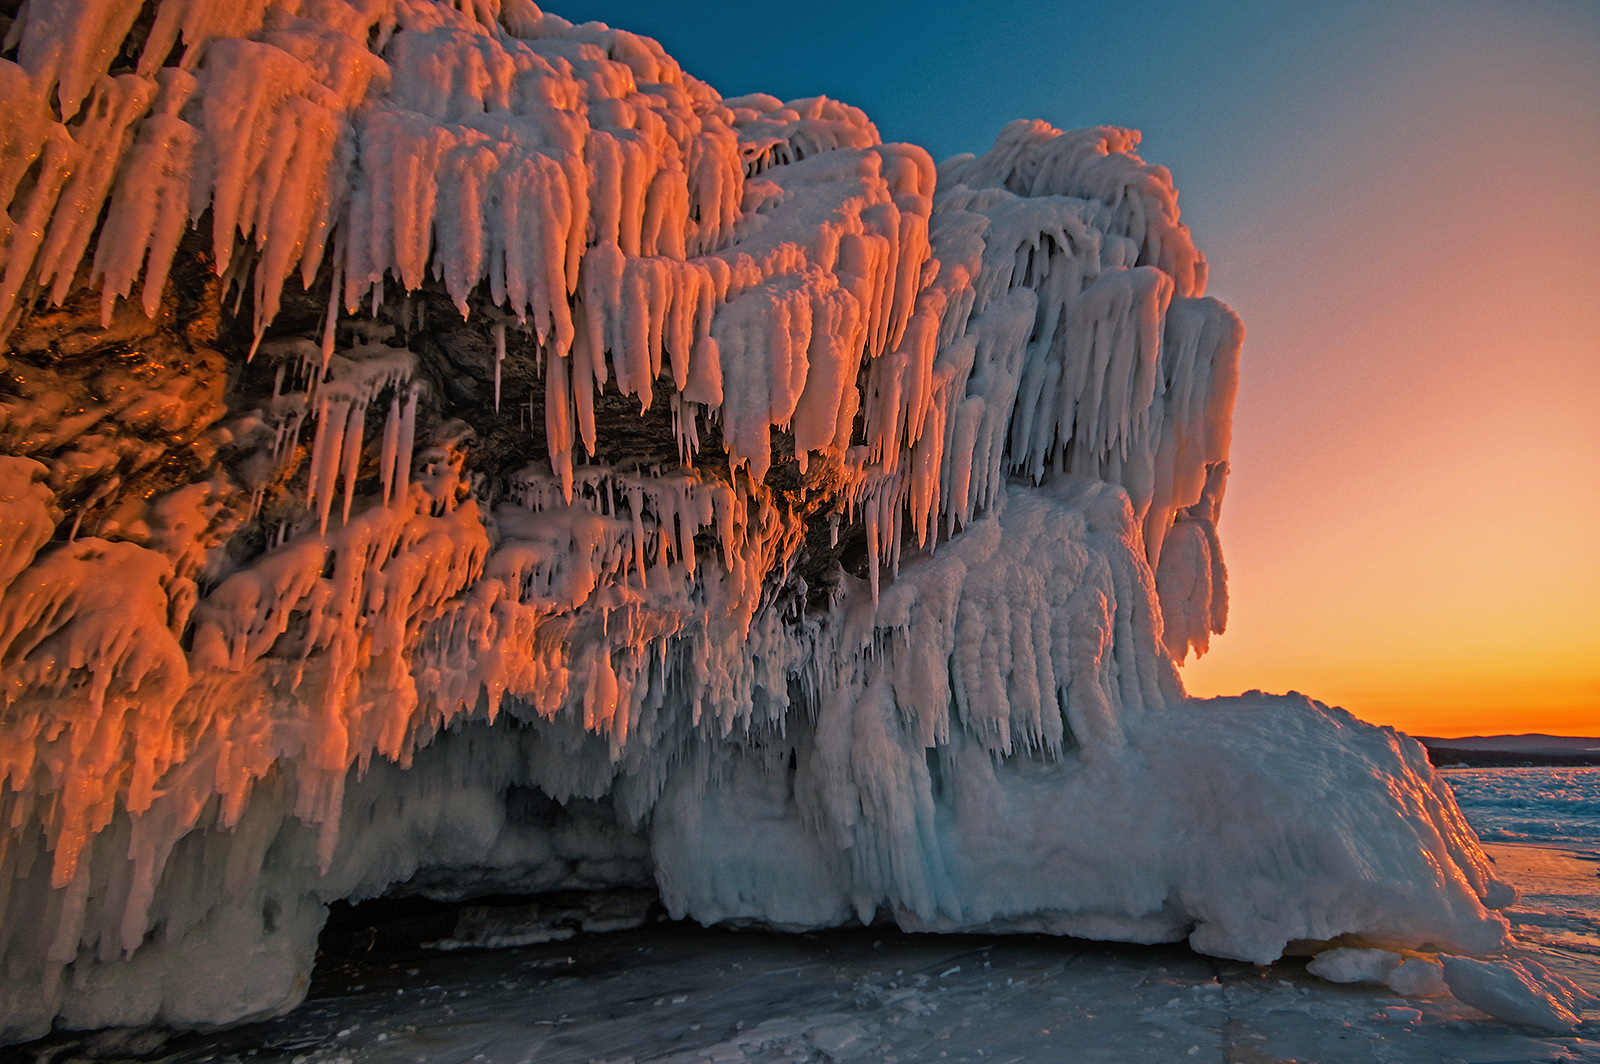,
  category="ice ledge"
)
[0,482,1510,1041]
[657,691,1513,966]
